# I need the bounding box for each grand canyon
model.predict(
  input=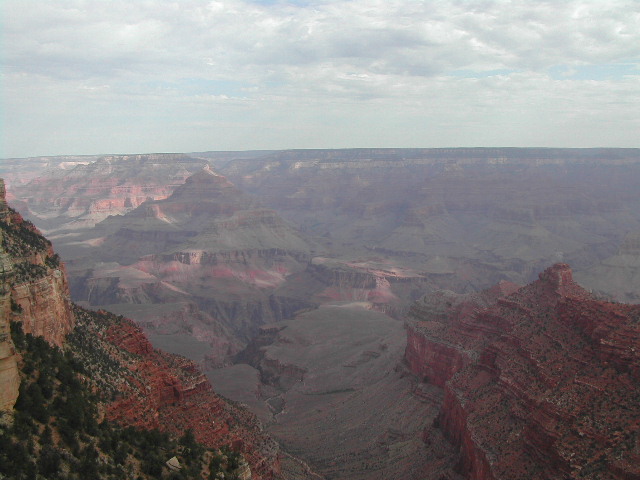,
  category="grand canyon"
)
[2,148,640,479]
